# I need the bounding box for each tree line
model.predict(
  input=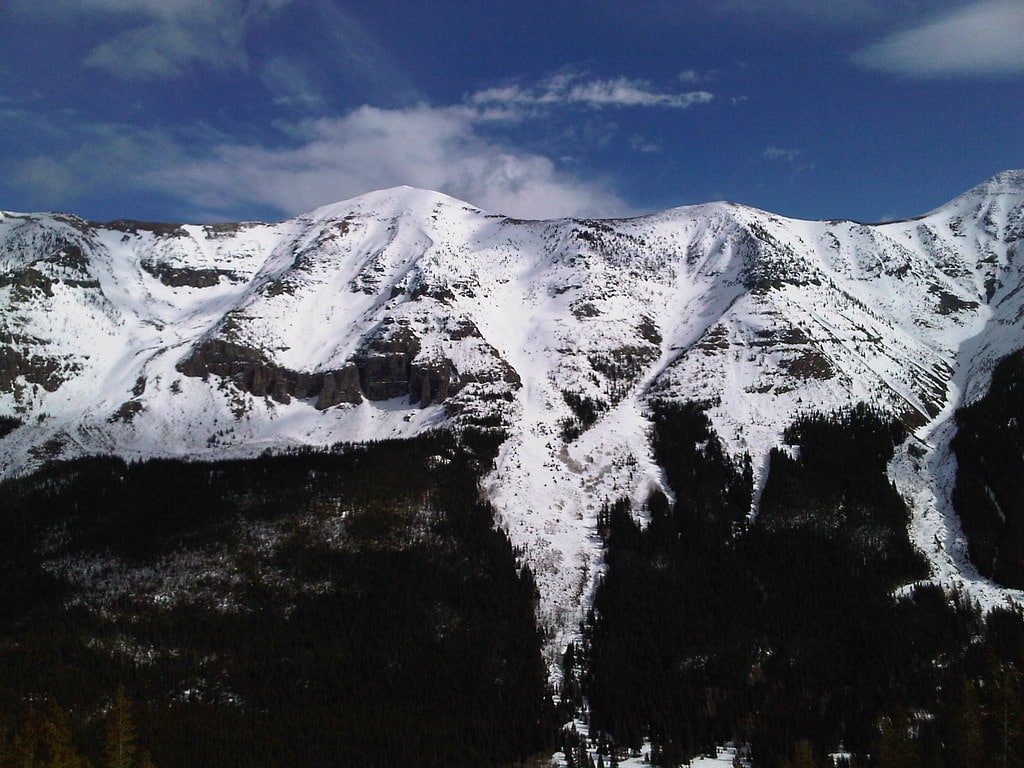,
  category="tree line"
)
[0,686,154,768]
